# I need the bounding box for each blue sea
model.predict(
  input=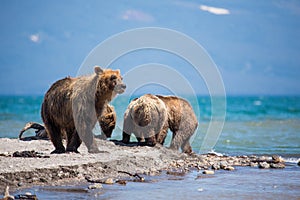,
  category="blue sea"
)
[1,95,299,156]
[1,95,300,199]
